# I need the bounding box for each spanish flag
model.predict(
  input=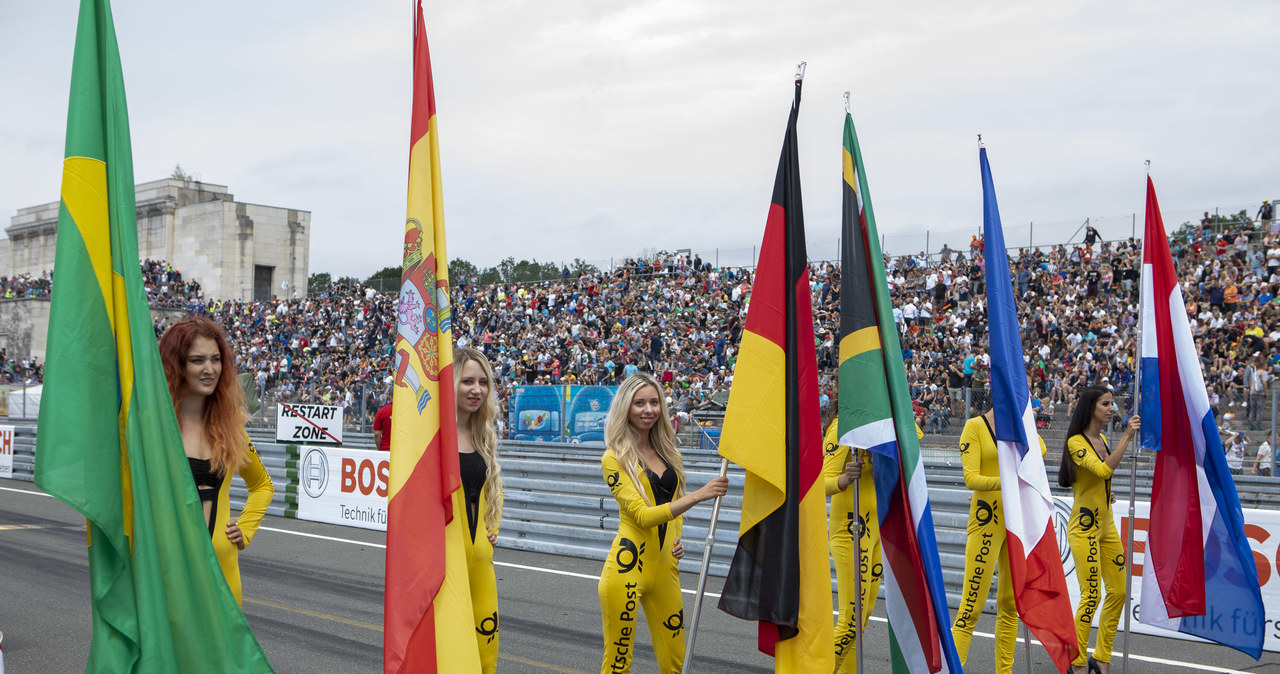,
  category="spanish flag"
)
[717,76,833,672]
[35,1,271,671]
[382,3,479,672]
